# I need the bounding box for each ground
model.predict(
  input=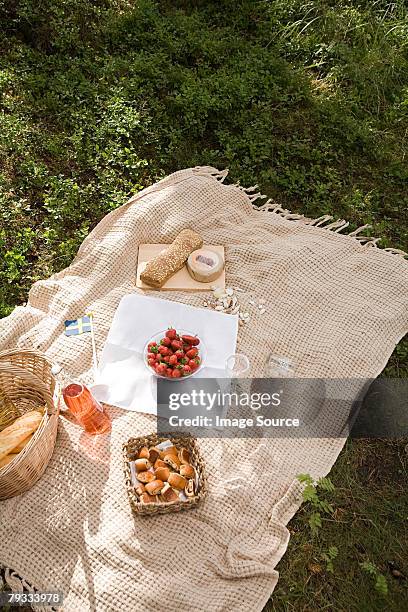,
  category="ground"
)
[0,1,407,610]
